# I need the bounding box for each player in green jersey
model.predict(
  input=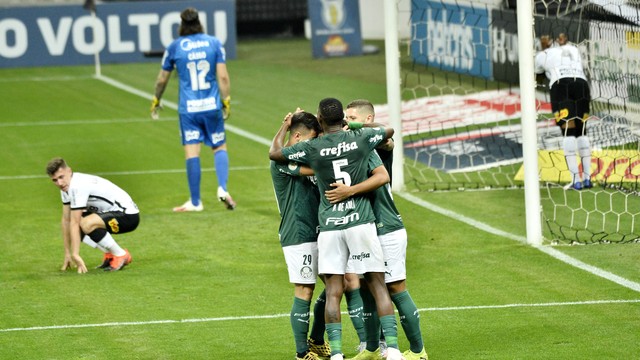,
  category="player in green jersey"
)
[270,110,331,360]
[270,98,403,360]
[327,100,428,360]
